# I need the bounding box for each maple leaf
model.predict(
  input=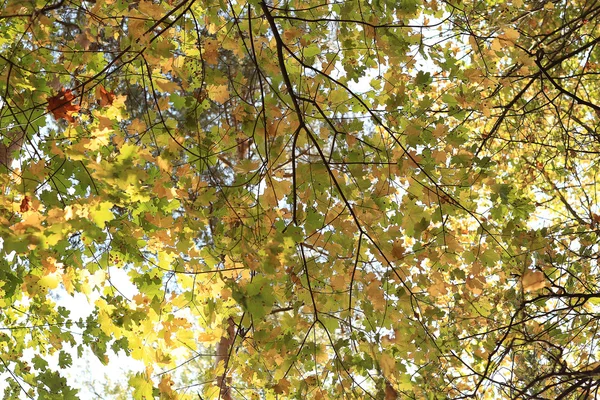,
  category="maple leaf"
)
[96,85,115,107]
[273,378,290,394]
[158,375,174,396]
[47,88,80,122]
[207,84,230,104]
